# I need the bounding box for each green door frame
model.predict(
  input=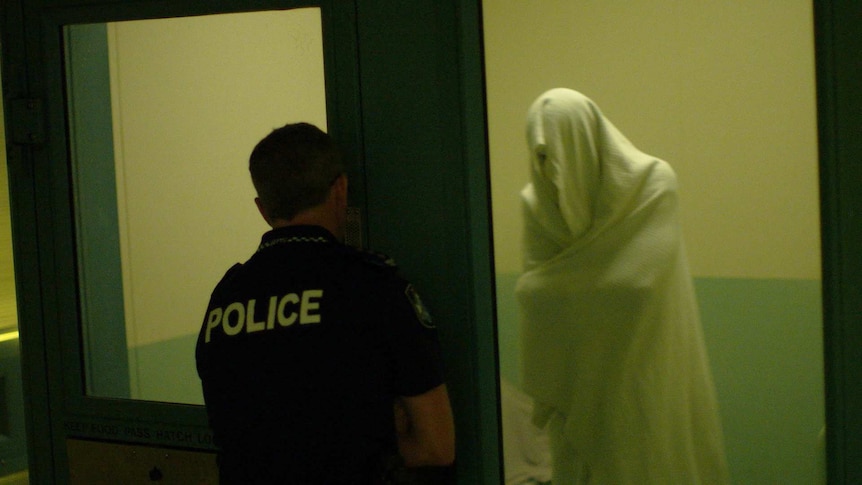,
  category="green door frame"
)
[64,22,130,400]
[2,0,860,484]
[813,1,862,482]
